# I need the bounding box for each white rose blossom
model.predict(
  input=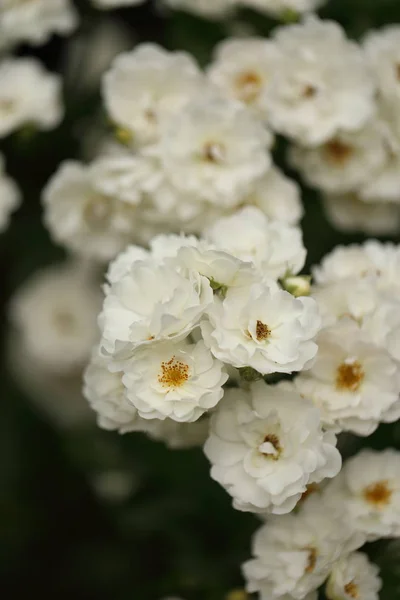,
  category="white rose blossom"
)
[204,382,341,514]
[10,262,102,374]
[239,0,327,18]
[84,347,211,446]
[201,278,320,375]
[322,192,400,235]
[122,338,228,422]
[84,348,142,433]
[324,449,400,540]
[99,252,213,356]
[0,58,63,138]
[289,121,388,195]
[265,17,375,145]
[312,241,400,294]
[204,206,306,279]
[294,320,399,435]
[242,495,364,600]
[92,0,145,8]
[207,37,279,120]
[43,160,140,262]
[0,0,77,50]
[103,44,204,148]
[326,551,382,600]
[364,25,400,105]
[242,166,303,226]
[0,153,20,232]
[157,92,272,206]
[161,0,235,19]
